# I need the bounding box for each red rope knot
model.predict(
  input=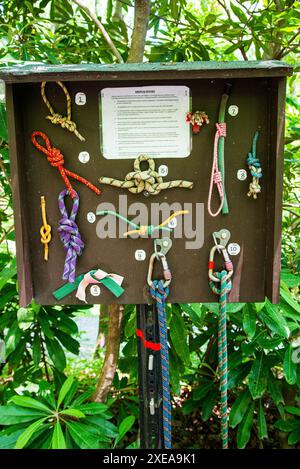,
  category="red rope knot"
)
[216,122,227,137]
[47,147,64,168]
[31,131,101,199]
